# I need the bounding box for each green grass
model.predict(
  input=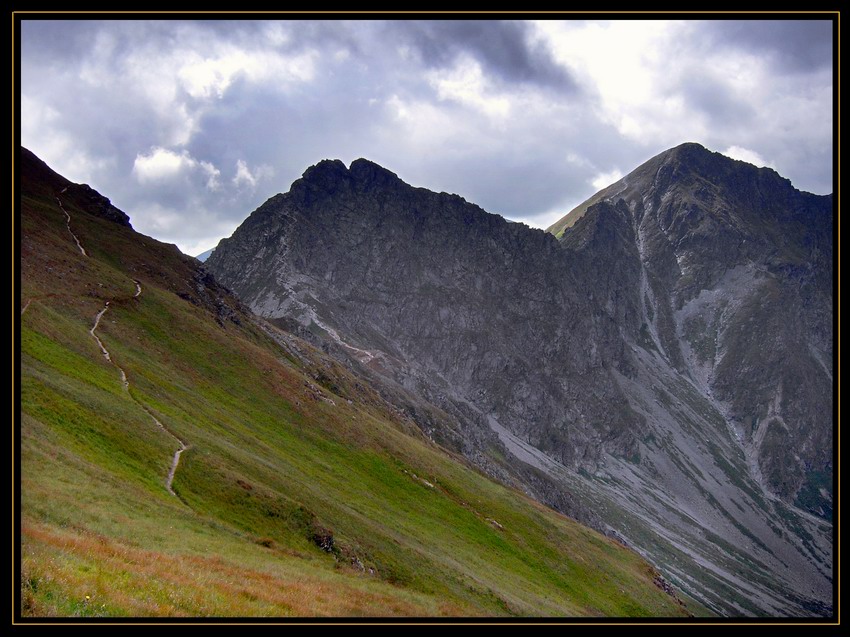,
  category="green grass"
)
[18,181,692,618]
